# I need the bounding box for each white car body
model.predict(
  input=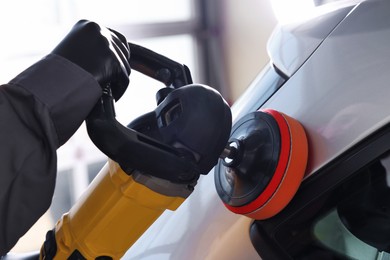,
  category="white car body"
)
[126,0,390,259]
